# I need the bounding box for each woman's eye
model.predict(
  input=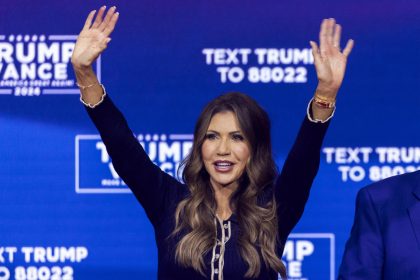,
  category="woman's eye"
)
[205,133,217,140]
[232,134,244,141]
